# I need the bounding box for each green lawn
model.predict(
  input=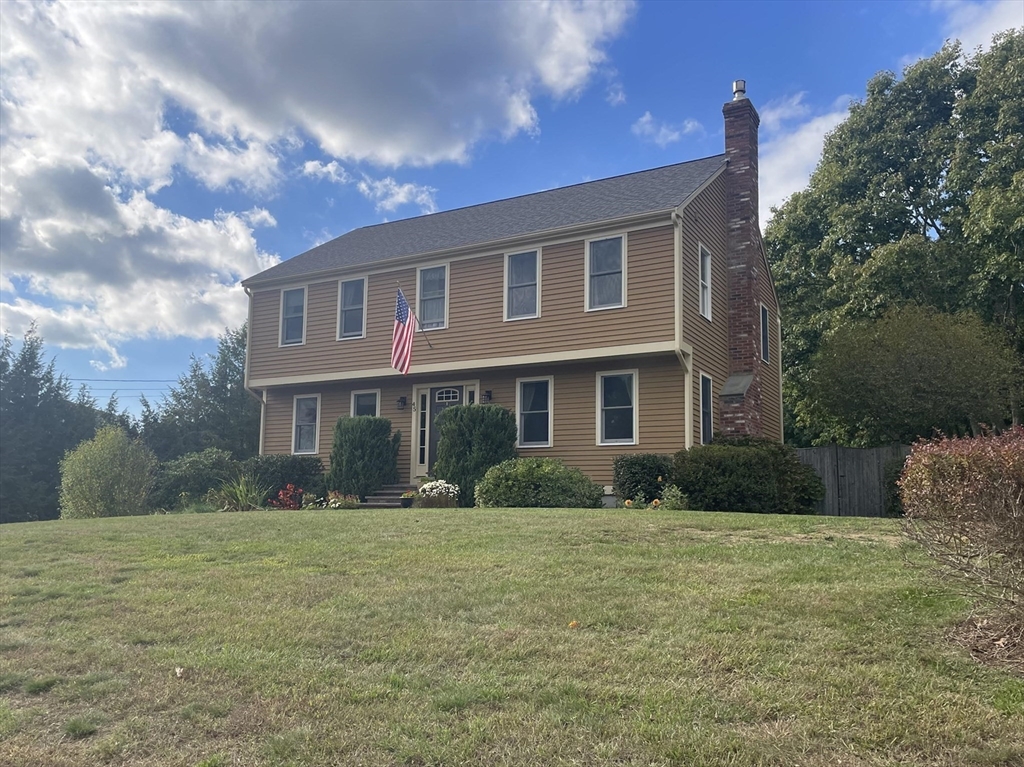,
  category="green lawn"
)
[1,509,1021,766]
